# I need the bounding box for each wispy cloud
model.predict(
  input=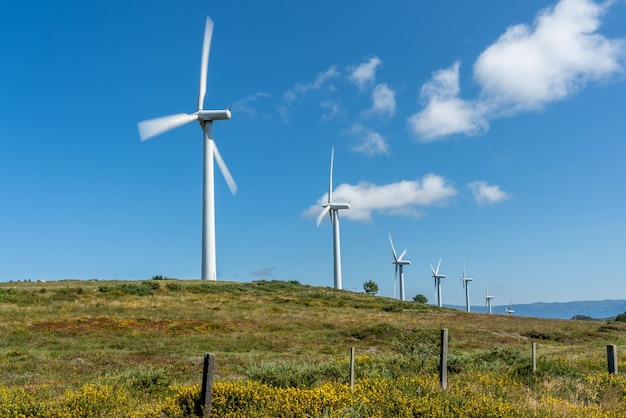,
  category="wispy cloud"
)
[468,181,511,205]
[409,0,625,141]
[346,124,389,156]
[231,92,271,118]
[349,57,382,89]
[304,174,457,223]
[320,99,343,121]
[368,83,396,116]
